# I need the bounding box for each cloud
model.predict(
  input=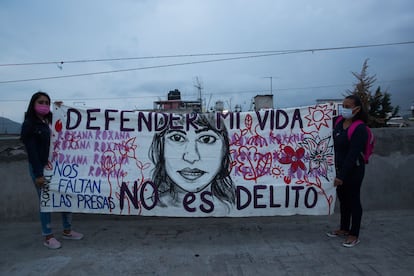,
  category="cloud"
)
[1,0,414,123]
